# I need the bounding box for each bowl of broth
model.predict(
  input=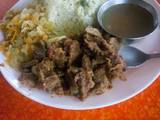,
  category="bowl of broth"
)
[97,0,159,40]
